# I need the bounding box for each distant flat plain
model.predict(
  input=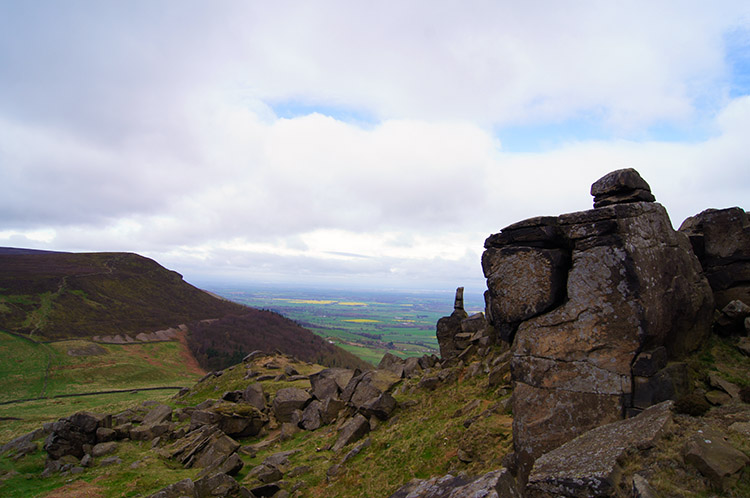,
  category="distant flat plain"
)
[206,284,485,365]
